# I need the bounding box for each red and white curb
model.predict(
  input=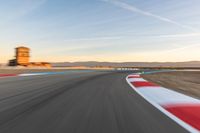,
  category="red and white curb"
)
[0,74,18,78]
[0,73,47,78]
[126,74,200,133]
